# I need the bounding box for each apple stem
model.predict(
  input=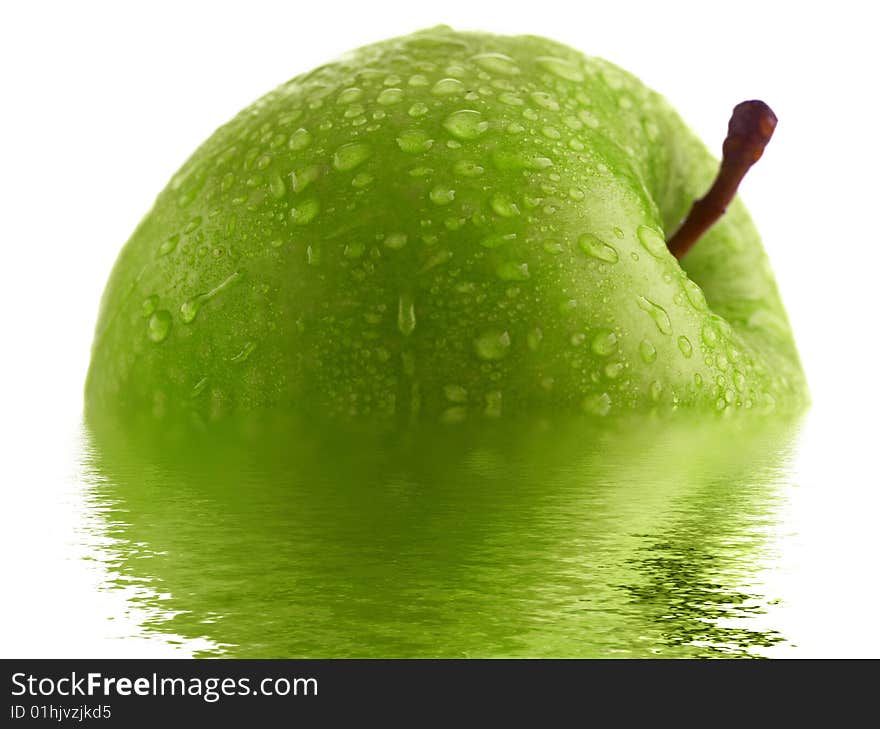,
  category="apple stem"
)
[667,100,777,260]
